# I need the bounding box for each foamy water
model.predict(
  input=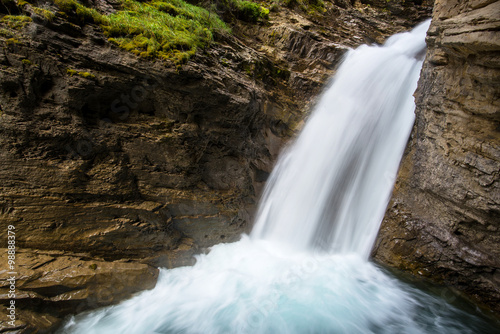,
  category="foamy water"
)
[58,20,499,334]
